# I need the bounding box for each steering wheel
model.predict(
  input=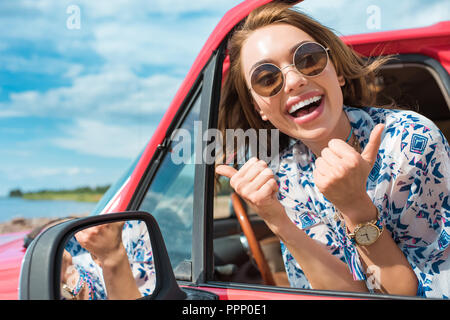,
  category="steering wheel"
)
[230,193,276,286]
